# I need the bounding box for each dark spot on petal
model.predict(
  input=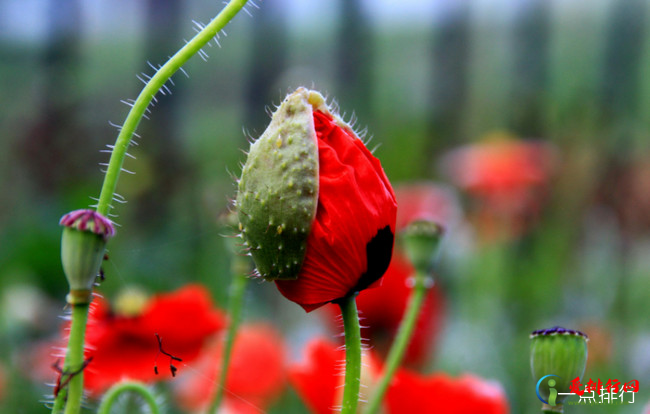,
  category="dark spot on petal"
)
[349,226,394,295]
